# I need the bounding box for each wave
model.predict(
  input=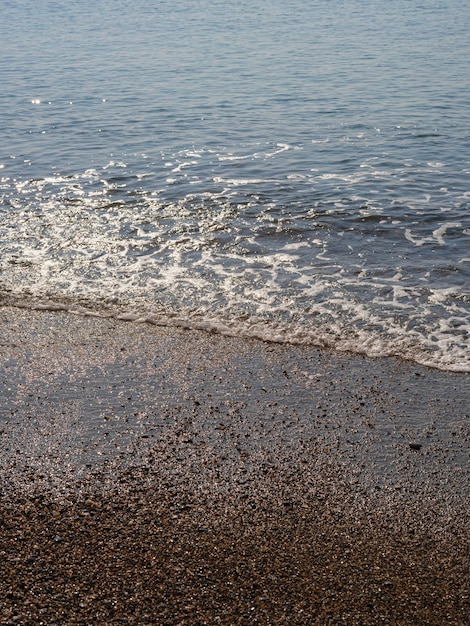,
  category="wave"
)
[1,147,469,374]
[2,292,469,373]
